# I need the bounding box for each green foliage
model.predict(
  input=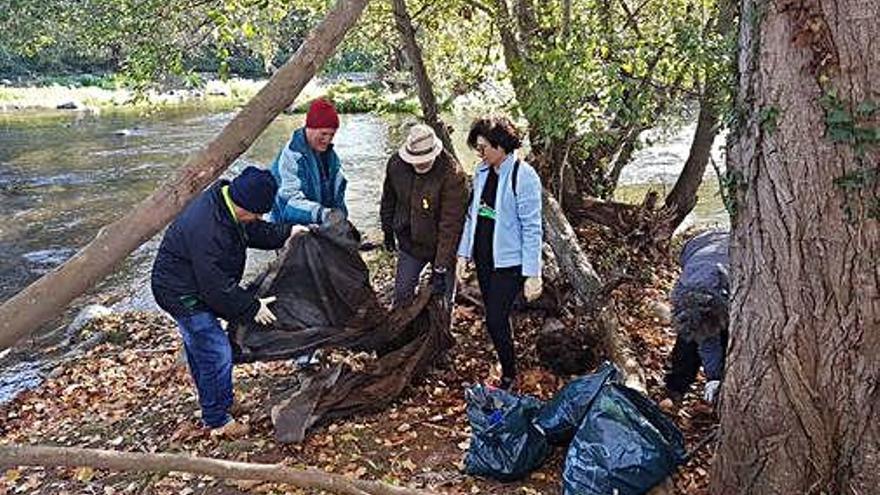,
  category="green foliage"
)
[760,106,781,134]
[289,81,419,114]
[821,92,880,156]
[0,0,381,87]
[477,0,736,197]
[823,91,880,222]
